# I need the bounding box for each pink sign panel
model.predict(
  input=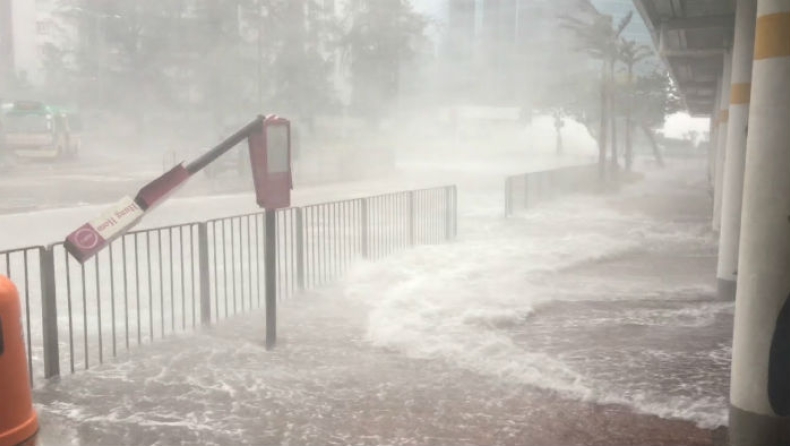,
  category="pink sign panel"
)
[64,196,145,263]
[65,224,107,263]
[248,116,292,210]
